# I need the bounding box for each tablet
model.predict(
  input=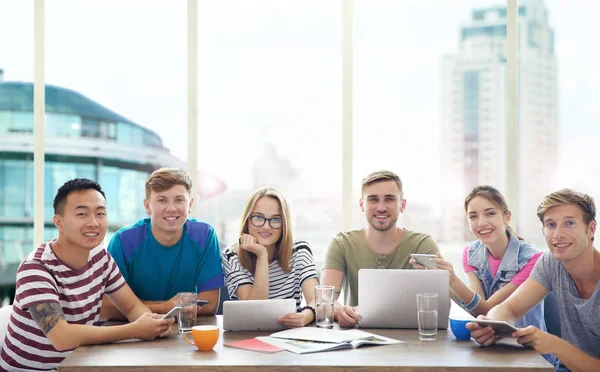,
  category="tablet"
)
[223,299,296,331]
[472,319,519,338]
